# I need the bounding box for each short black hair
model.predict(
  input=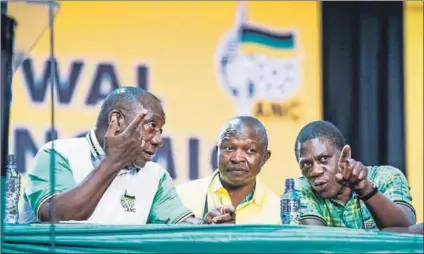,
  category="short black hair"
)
[219,116,269,150]
[96,86,164,129]
[294,120,345,161]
